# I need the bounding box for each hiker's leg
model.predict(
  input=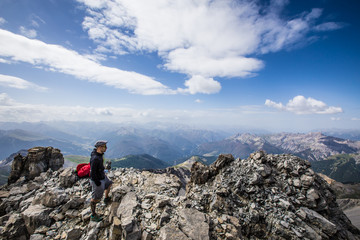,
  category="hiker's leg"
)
[90,179,103,215]
[90,199,99,215]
